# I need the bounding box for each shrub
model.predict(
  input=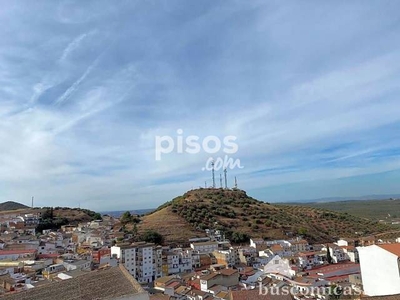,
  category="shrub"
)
[140,230,164,245]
